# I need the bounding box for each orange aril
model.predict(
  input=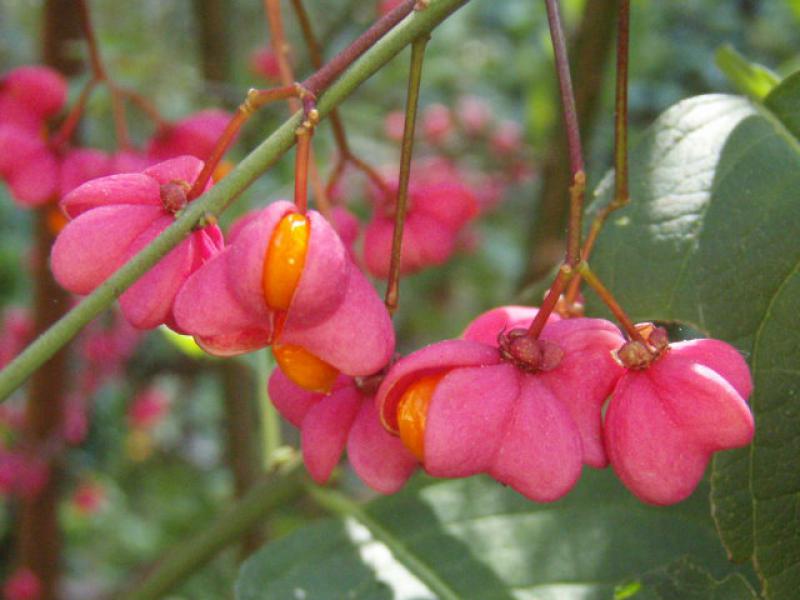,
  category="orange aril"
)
[273,343,339,394]
[264,213,340,393]
[396,374,444,463]
[262,213,310,311]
